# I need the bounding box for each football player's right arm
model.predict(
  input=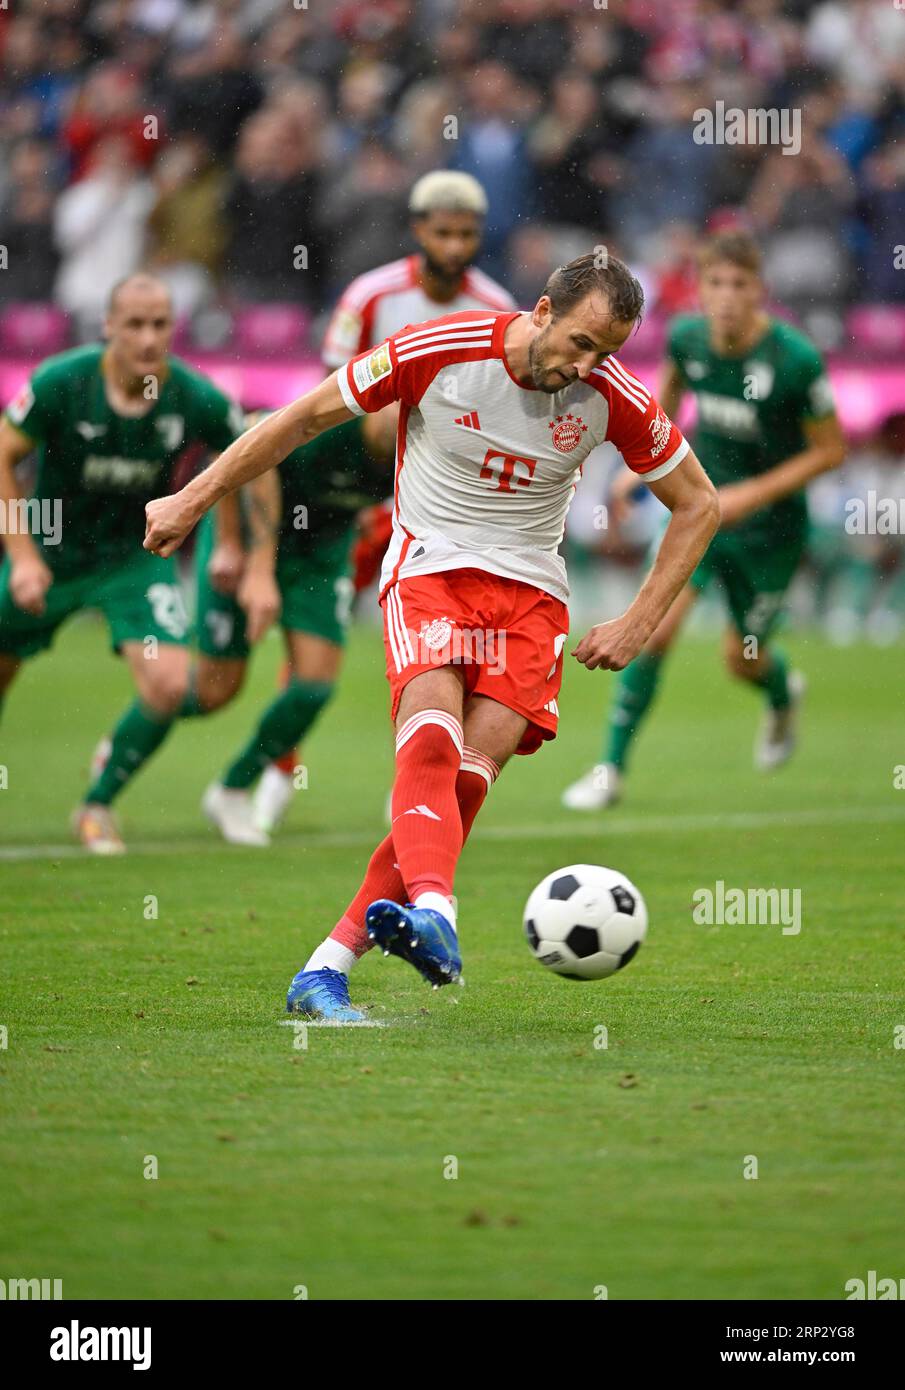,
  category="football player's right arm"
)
[145,375,354,558]
[236,464,282,644]
[0,417,52,616]
[609,360,686,525]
